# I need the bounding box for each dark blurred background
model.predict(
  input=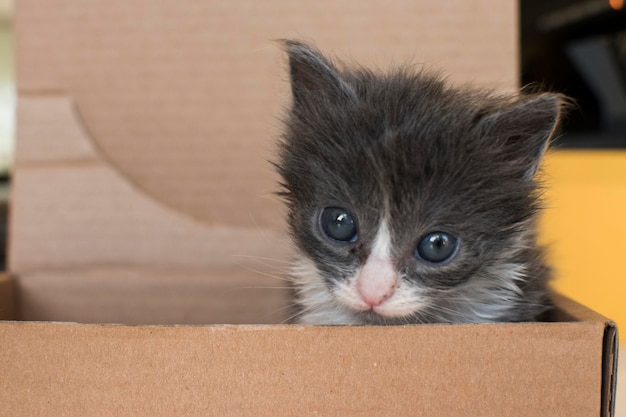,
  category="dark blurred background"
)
[0,0,12,272]
[522,0,626,147]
